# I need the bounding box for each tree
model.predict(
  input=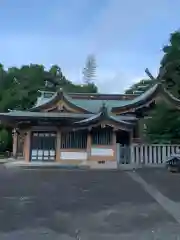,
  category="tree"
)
[45,65,71,91]
[0,128,9,152]
[125,31,180,143]
[158,31,180,97]
[125,79,156,94]
[145,104,180,143]
[82,54,97,84]
[0,63,98,112]
[145,30,180,143]
[0,63,99,152]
